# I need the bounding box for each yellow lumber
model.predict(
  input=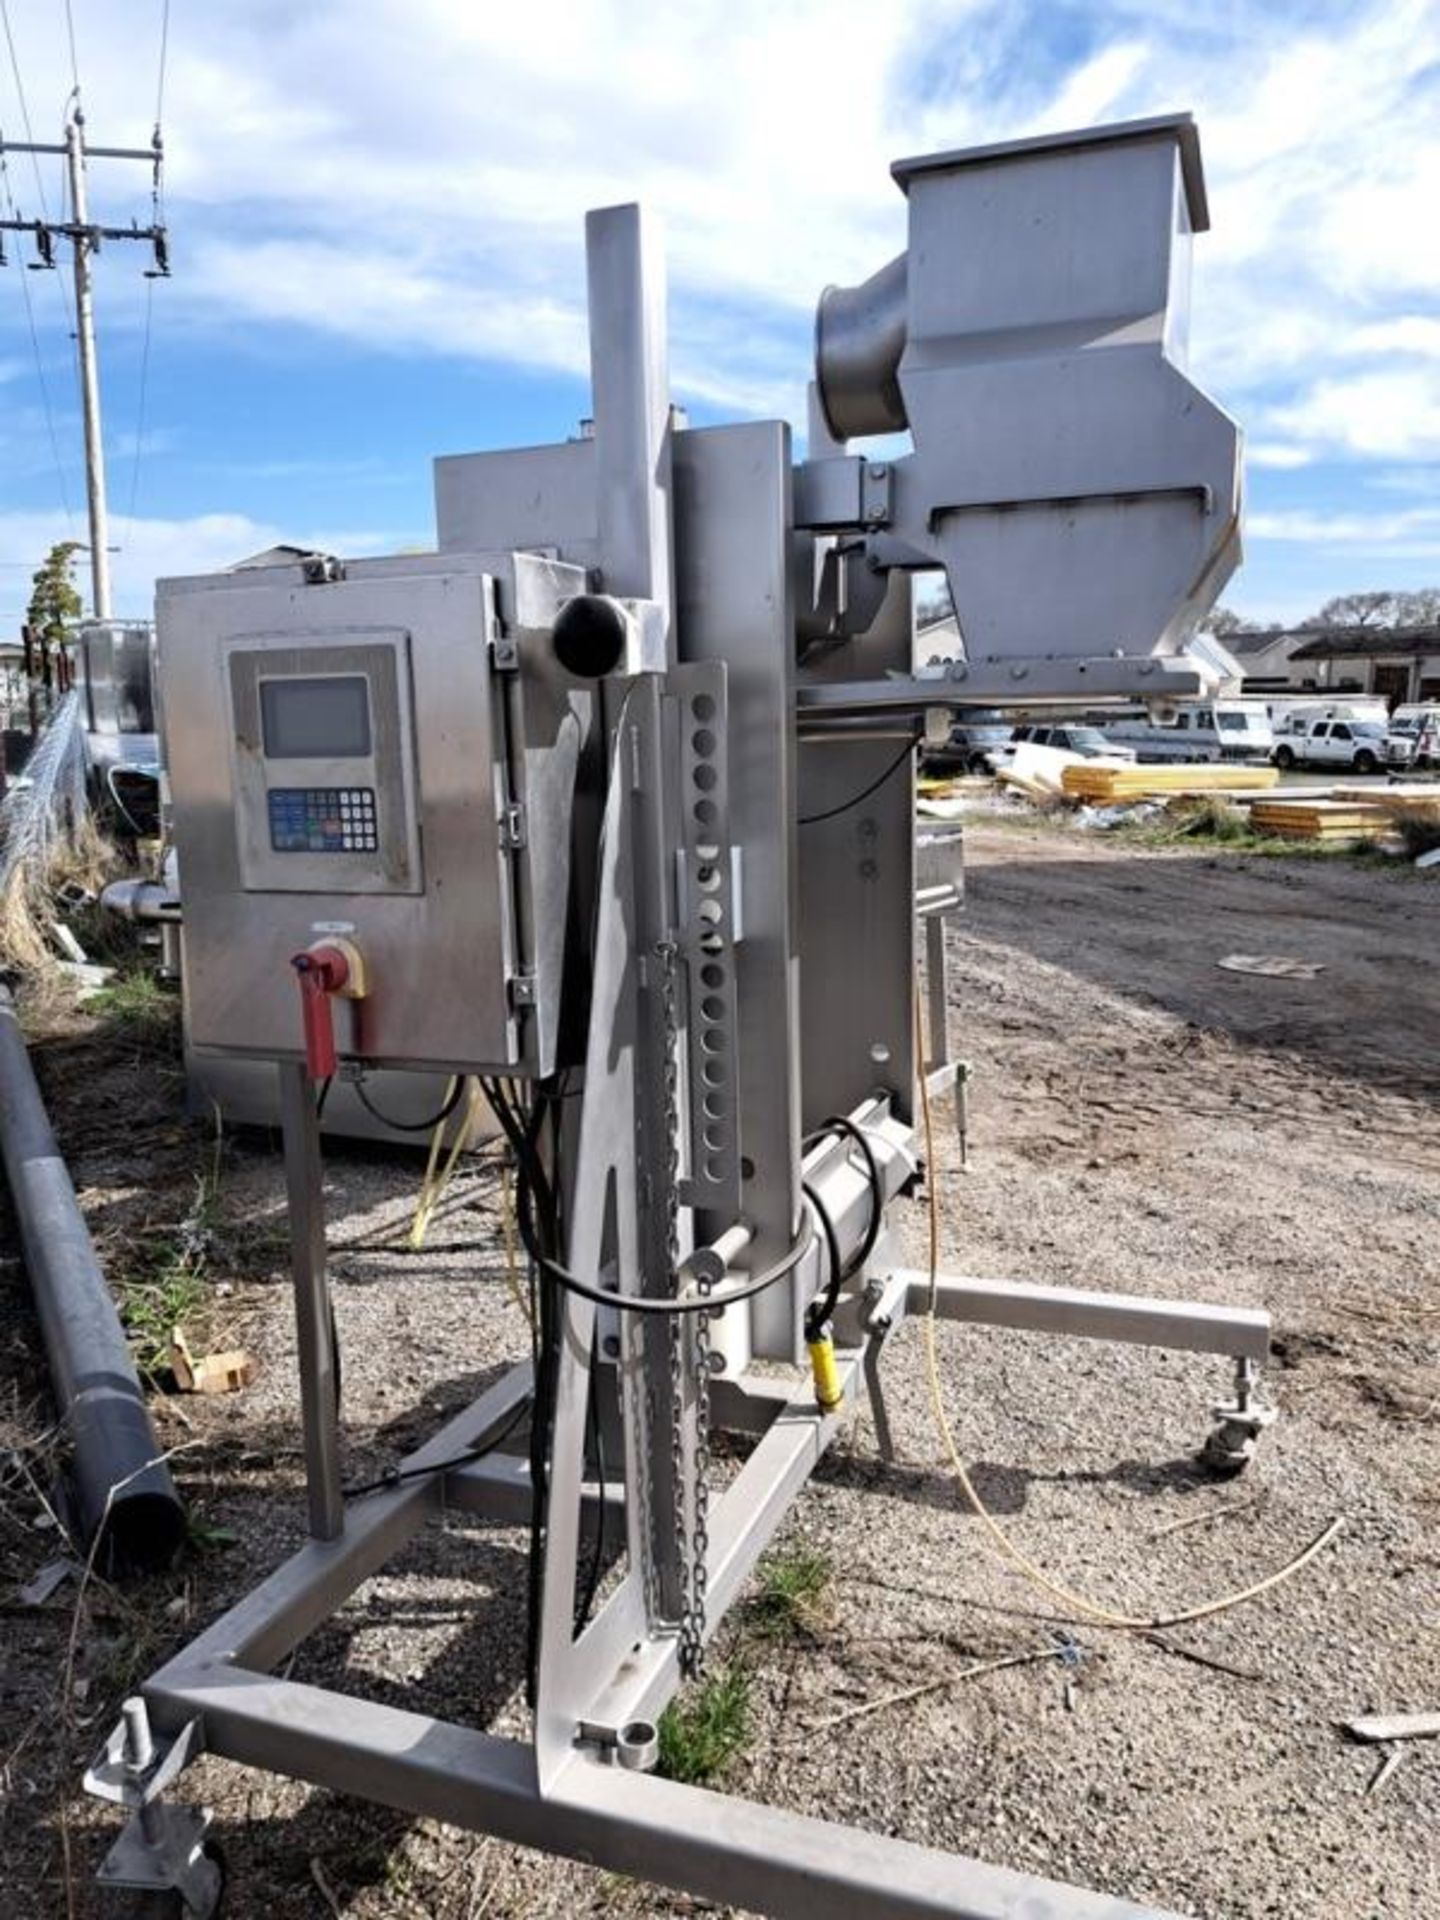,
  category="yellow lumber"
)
[1062,762,1279,801]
